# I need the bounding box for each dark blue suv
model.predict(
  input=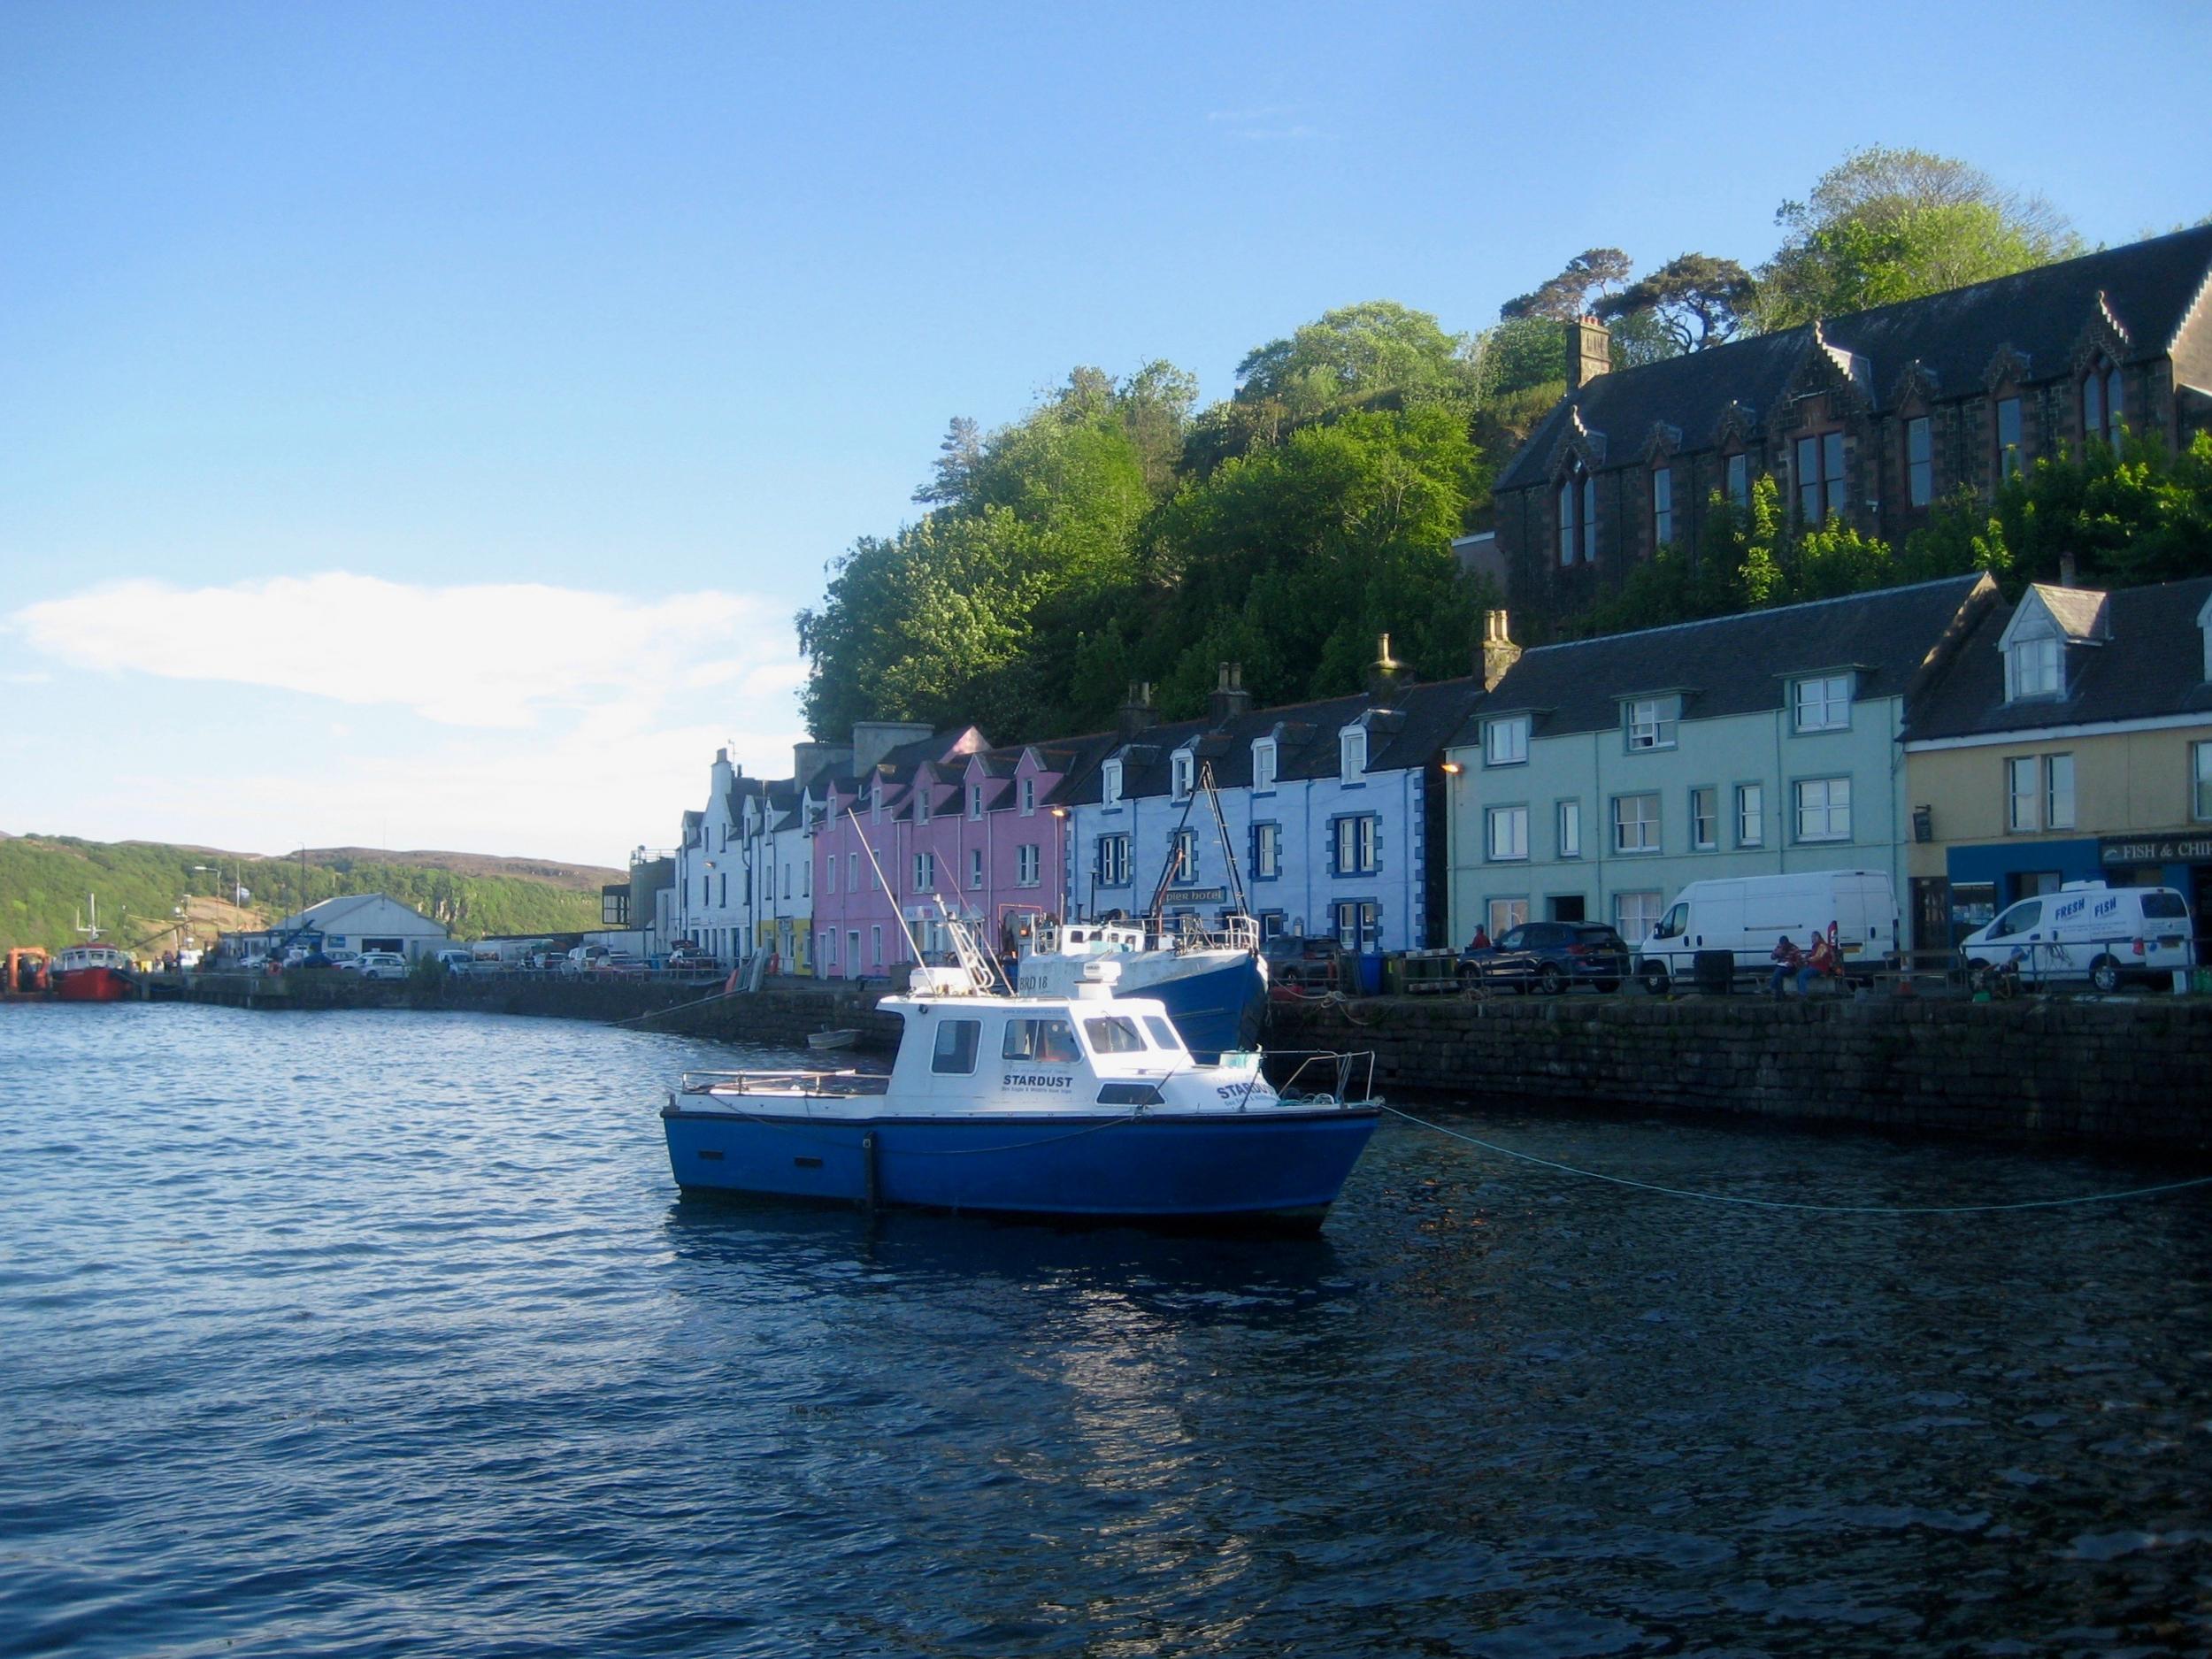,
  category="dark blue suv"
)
[1460,921,1630,995]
